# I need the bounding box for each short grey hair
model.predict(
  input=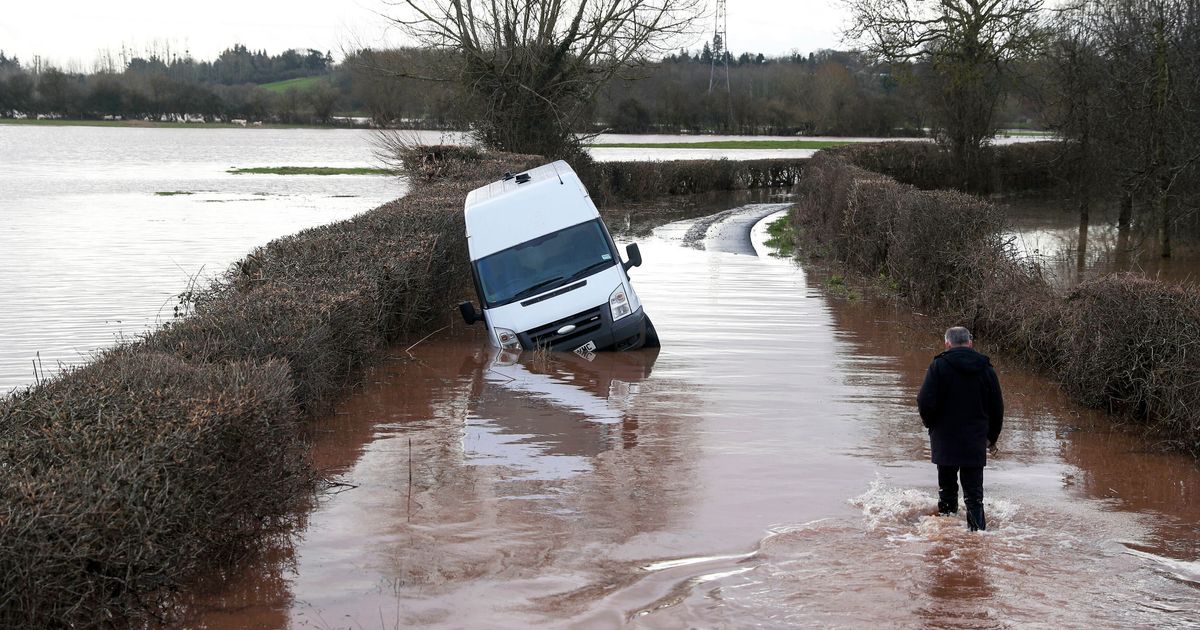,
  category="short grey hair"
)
[945,326,972,346]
